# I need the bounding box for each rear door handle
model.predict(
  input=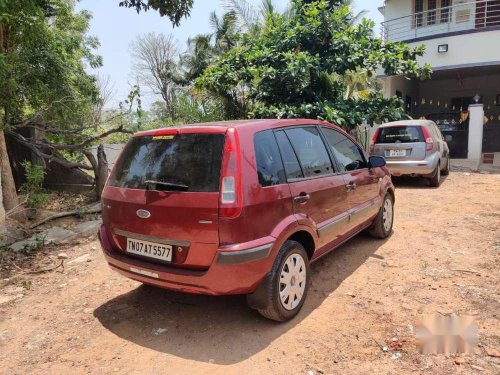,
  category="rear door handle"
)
[346,182,357,191]
[294,193,310,204]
